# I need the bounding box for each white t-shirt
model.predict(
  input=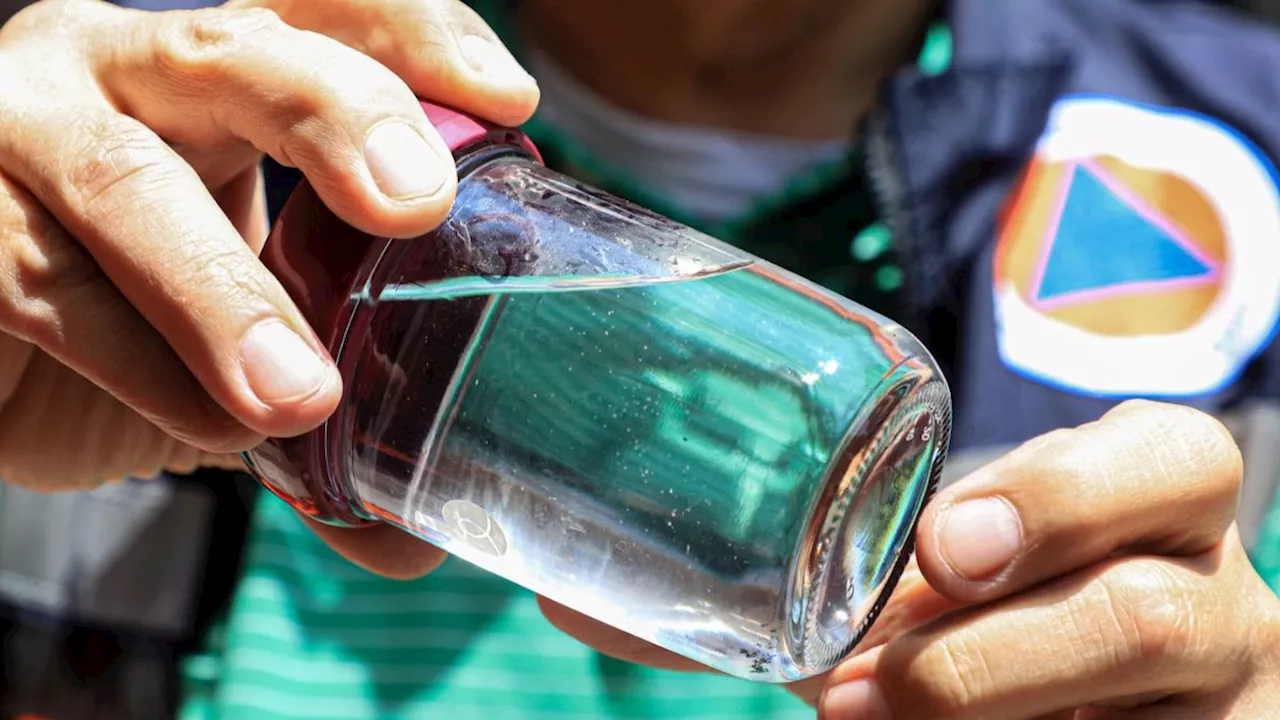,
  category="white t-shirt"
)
[527,46,854,223]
